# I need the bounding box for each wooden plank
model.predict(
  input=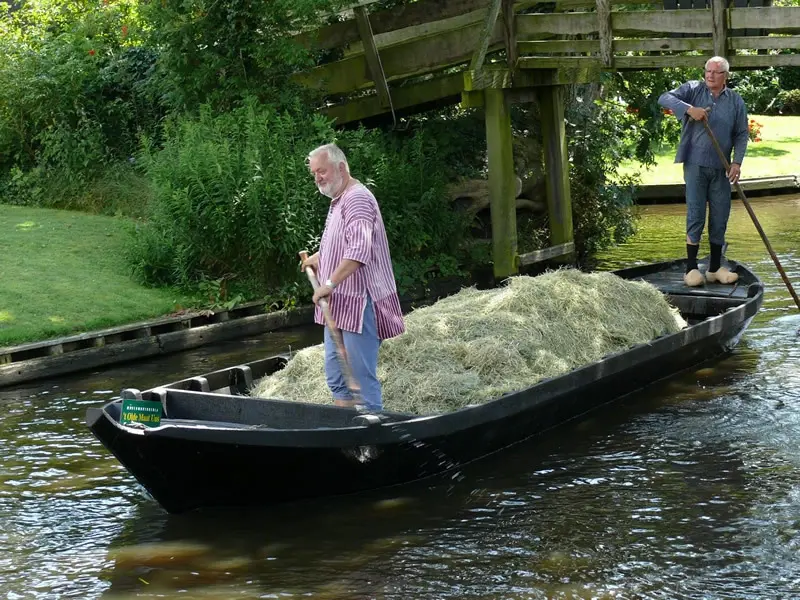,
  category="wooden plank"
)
[557,0,658,8]
[519,39,601,53]
[731,35,800,50]
[596,0,613,66]
[517,13,597,36]
[517,242,575,266]
[294,21,504,94]
[517,9,715,37]
[730,7,800,31]
[729,53,800,67]
[502,0,518,69]
[519,37,715,55]
[484,89,519,279]
[354,6,393,108]
[712,0,728,57]
[518,54,710,69]
[612,10,714,34]
[461,89,485,108]
[471,0,504,71]
[324,73,464,124]
[294,0,492,50]
[538,86,573,248]
[464,66,598,89]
